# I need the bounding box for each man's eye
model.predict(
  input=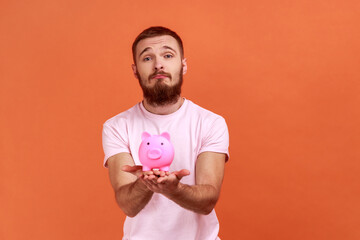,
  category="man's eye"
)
[164,54,173,59]
[143,57,151,61]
